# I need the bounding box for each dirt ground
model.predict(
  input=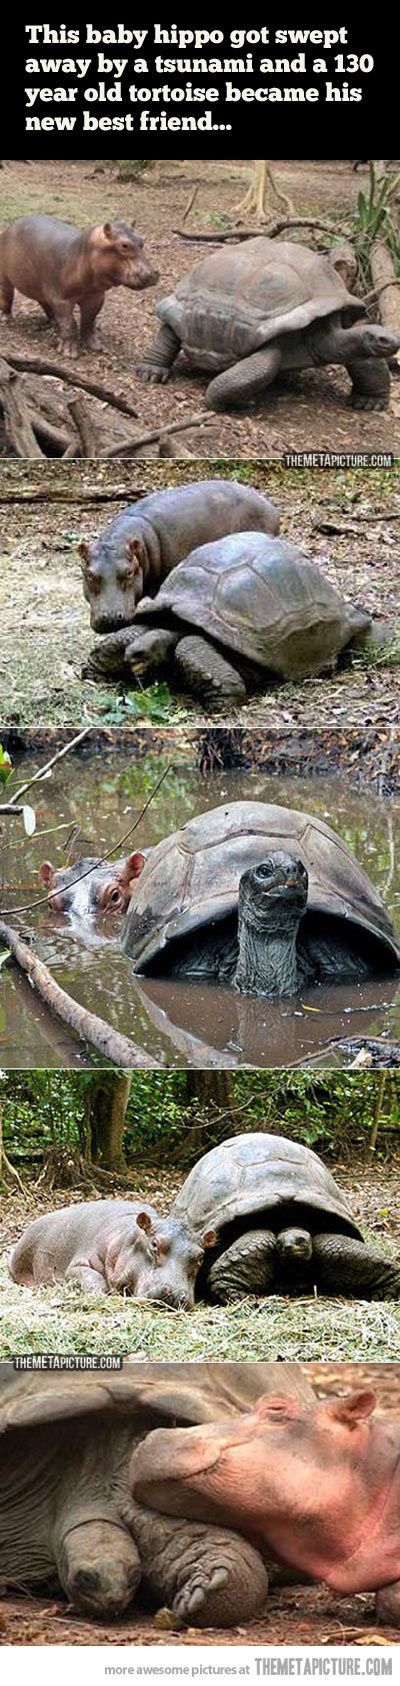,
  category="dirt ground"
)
[0,159,399,457]
[1,458,399,729]
[1,1362,400,1647]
